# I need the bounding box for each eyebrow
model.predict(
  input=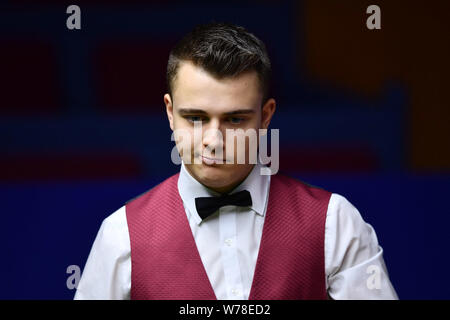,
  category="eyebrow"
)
[178,108,255,116]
